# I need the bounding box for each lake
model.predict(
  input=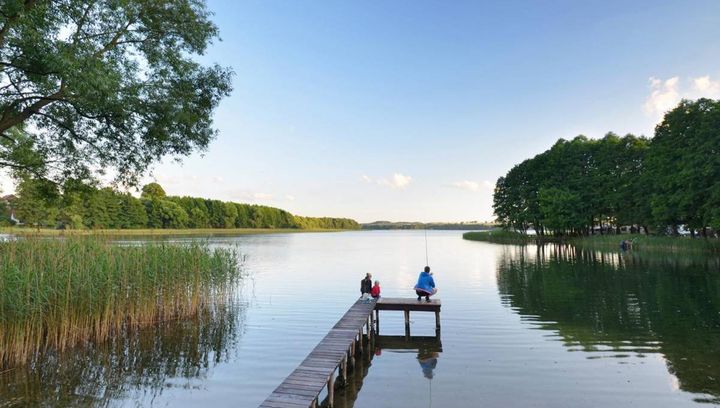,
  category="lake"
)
[1,230,720,407]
